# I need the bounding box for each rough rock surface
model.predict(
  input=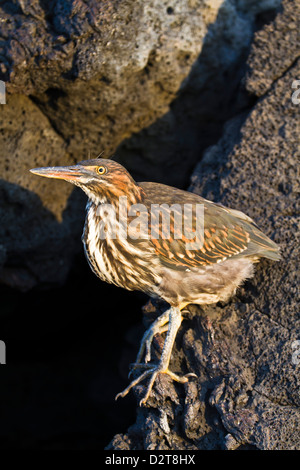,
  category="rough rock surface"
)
[0,0,298,451]
[0,0,281,289]
[108,0,300,450]
[0,0,222,289]
[245,0,300,96]
[0,0,224,166]
[0,94,83,289]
